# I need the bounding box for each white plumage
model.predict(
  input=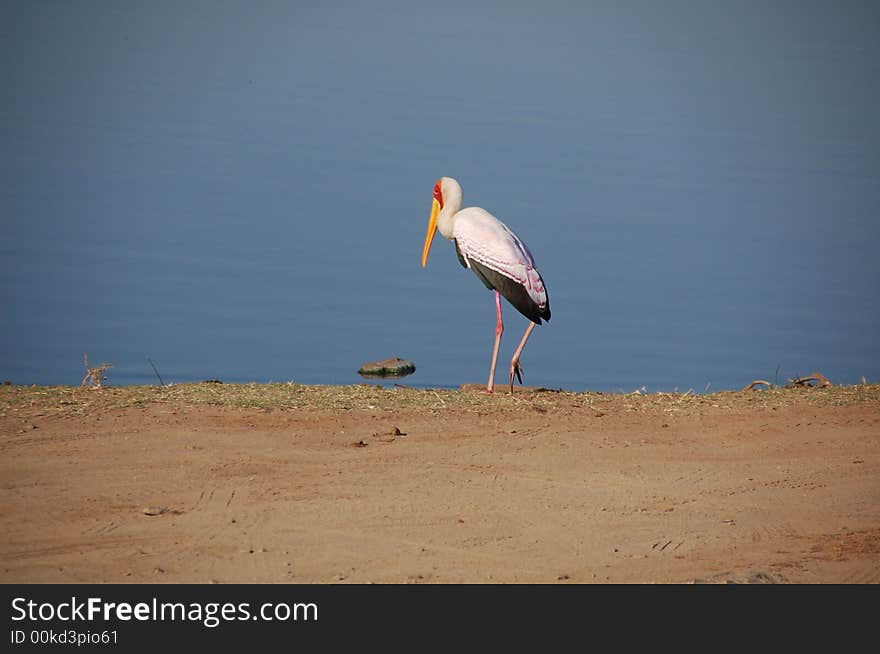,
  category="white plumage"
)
[453,207,549,310]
